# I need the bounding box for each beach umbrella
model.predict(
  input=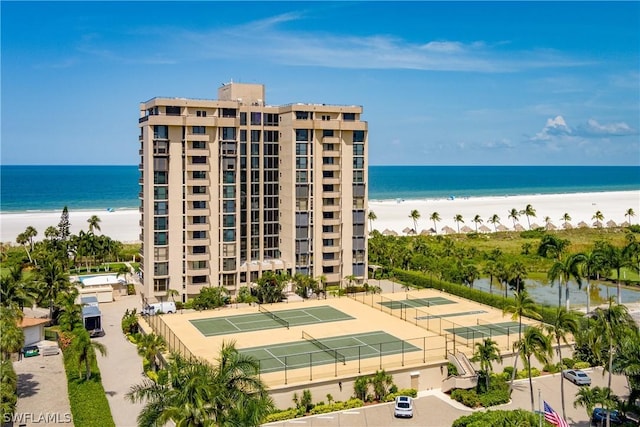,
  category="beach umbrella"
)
[420,229,433,236]
[479,225,491,233]
[592,220,603,228]
[577,221,589,228]
[606,220,617,228]
[562,222,573,229]
[402,227,415,235]
[382,229,398,236]
[460,225,473,233]
[514,224,525,231]
[496,224,509,232]
[621,221,630,227]
[441,226,455,234]
[545,222,557,231]
[529,223,541,230]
